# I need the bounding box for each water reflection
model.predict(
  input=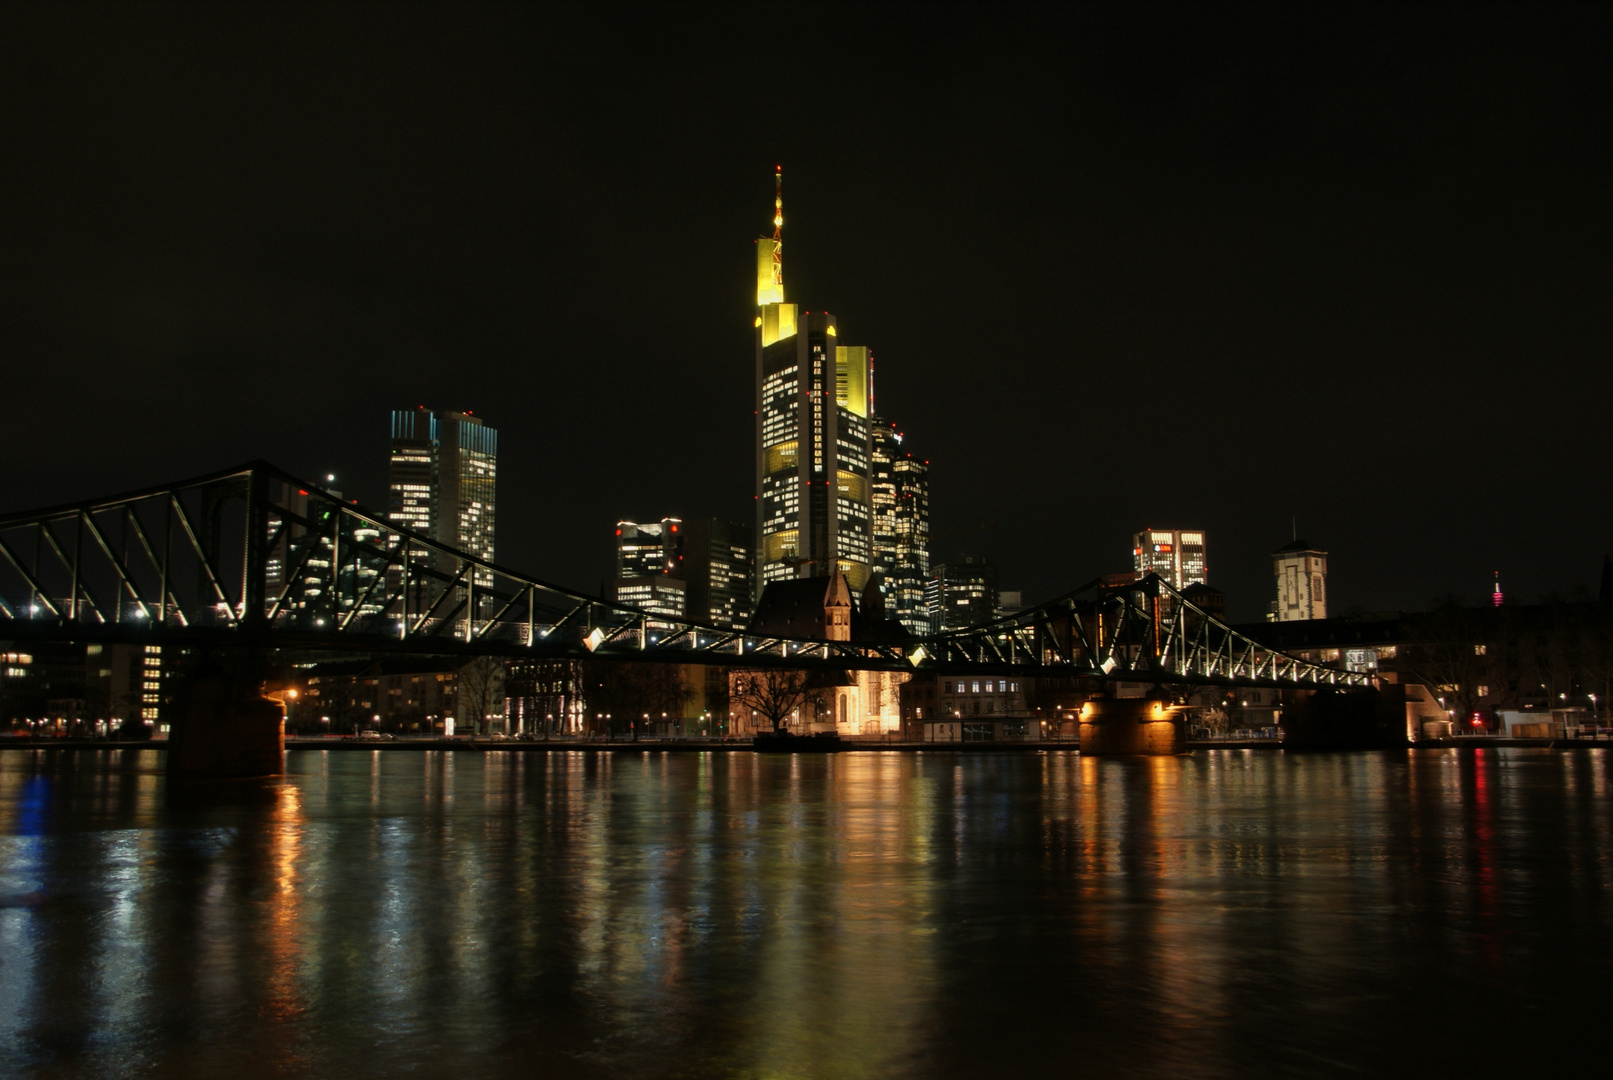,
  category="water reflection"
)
[1,748,1610,1078]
